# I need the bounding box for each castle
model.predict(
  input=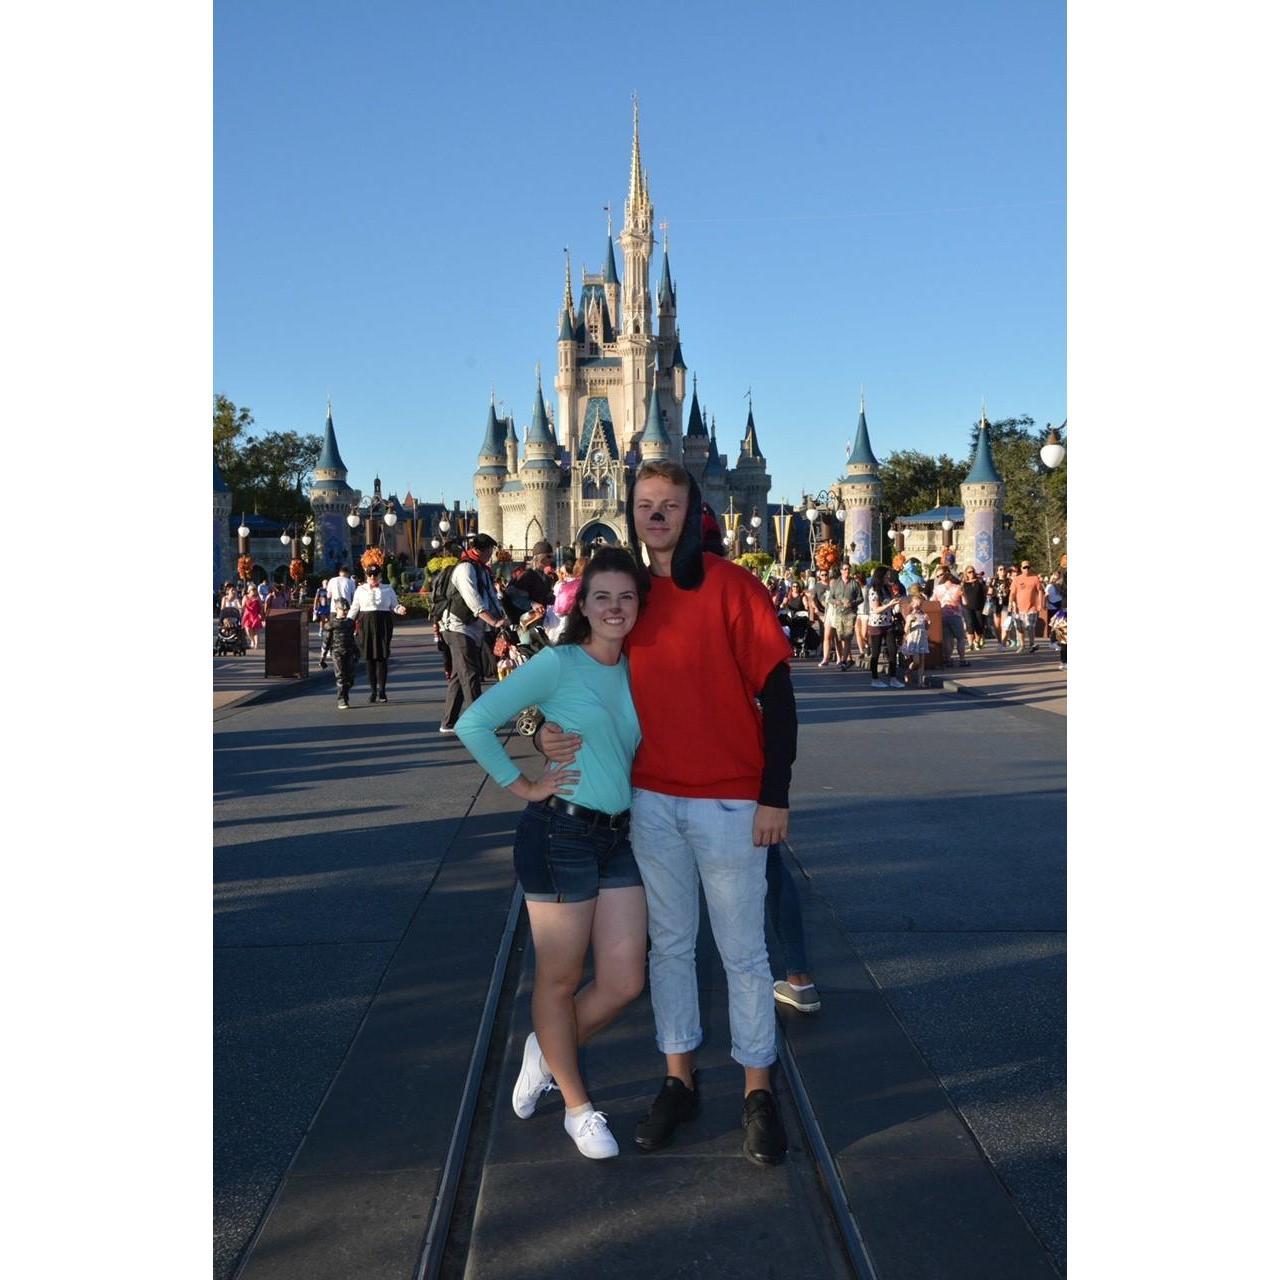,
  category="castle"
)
[473,105,771,557]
